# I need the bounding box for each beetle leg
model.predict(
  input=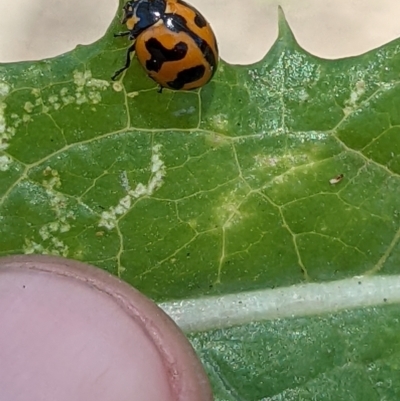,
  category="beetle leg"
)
[114,31,131,38]
[111,42,136,81]
[157,86,164,94]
